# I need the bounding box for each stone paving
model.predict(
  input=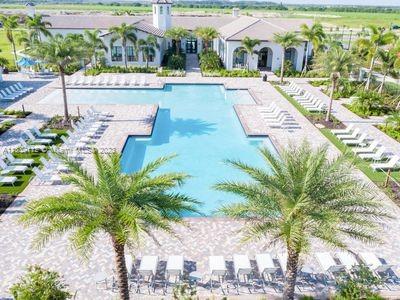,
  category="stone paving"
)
[1,73,400,299]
